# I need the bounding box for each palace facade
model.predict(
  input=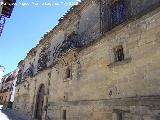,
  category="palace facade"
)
[13,0,160,120]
